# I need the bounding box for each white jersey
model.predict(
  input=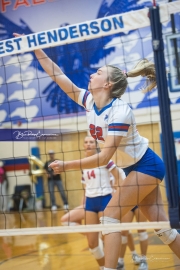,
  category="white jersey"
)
[78,89,149,168]
[81,160,116,197]
[110,168,126,185]
[110,168,126,193]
